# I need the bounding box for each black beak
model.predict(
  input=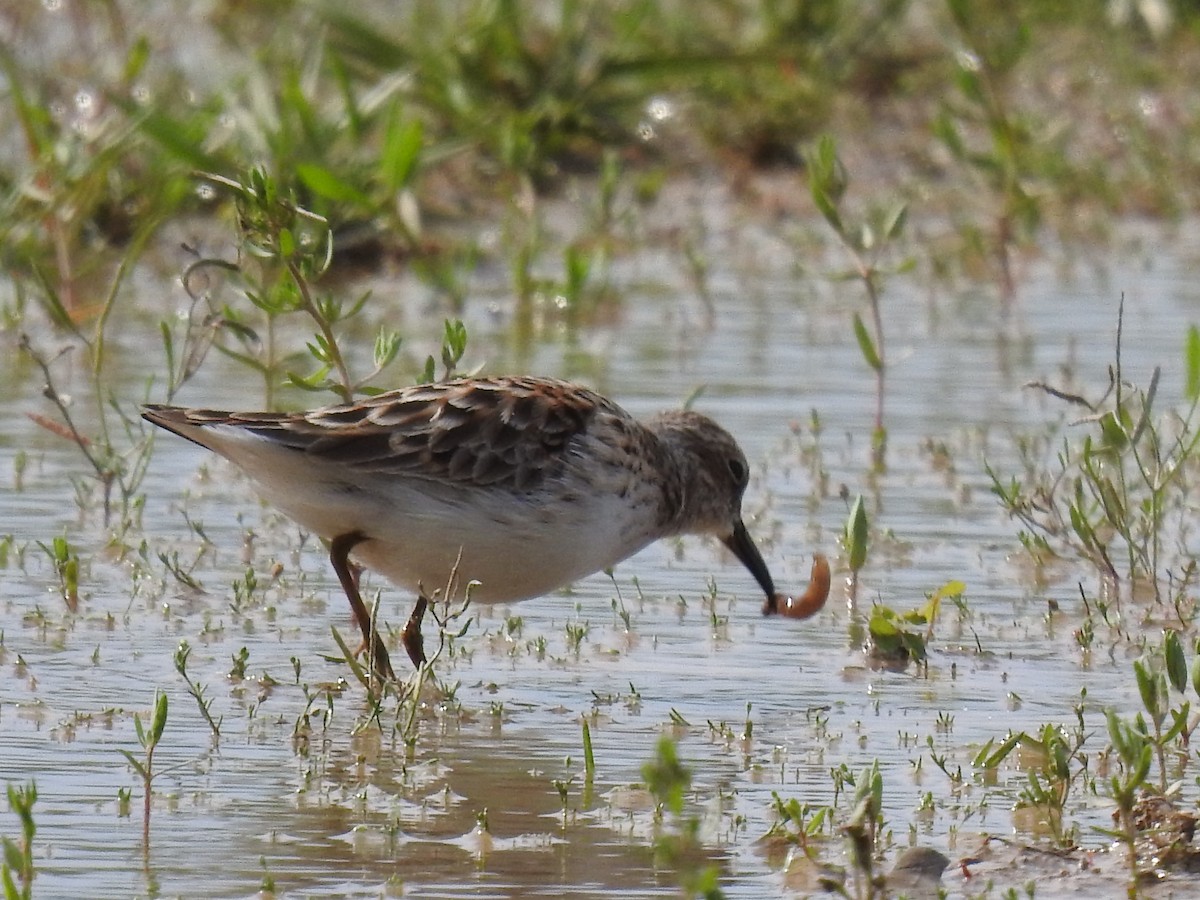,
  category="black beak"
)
[721,520,776,600]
